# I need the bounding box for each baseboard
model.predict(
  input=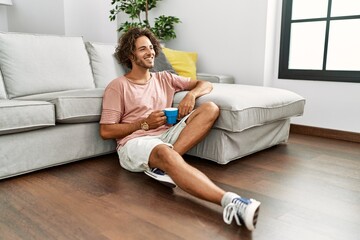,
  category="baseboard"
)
[290,124,360,143]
